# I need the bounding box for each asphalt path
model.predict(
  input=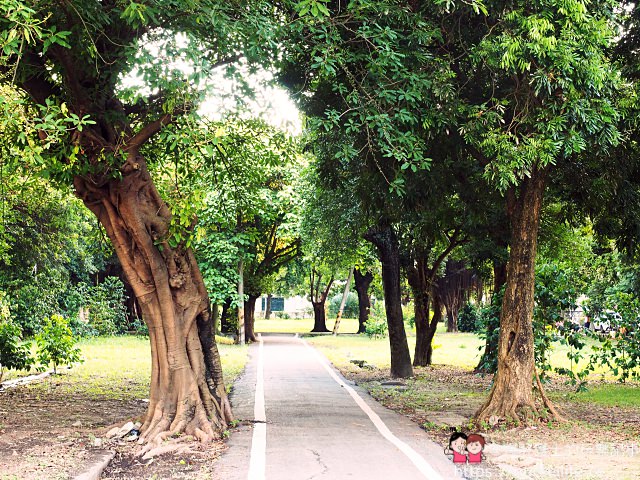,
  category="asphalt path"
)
[215,333,463,480]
